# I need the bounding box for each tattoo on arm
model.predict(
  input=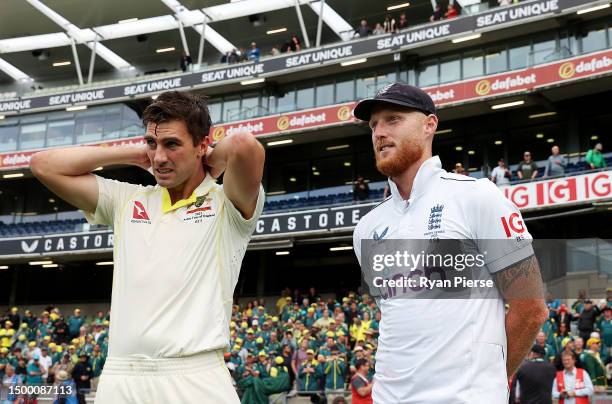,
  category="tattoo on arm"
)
[495,255,544,299]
